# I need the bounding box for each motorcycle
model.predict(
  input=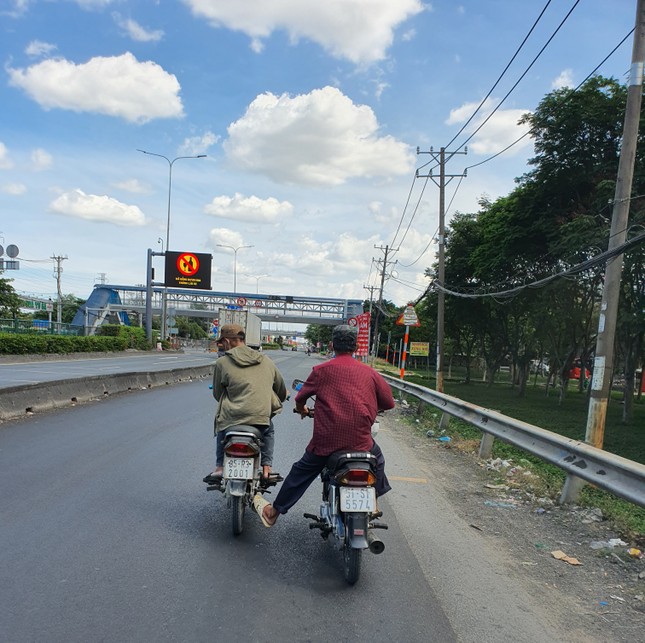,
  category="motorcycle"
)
[292,379,388,585]
[206,425,277,536]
